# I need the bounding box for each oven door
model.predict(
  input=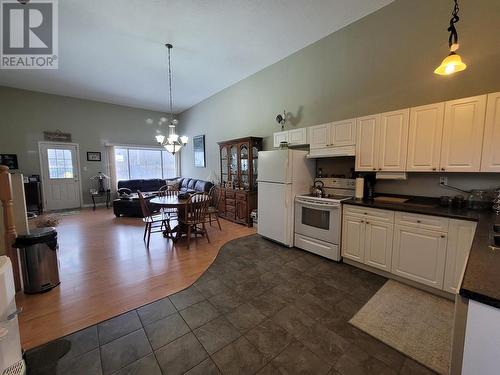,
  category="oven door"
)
[294,198,340,244]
